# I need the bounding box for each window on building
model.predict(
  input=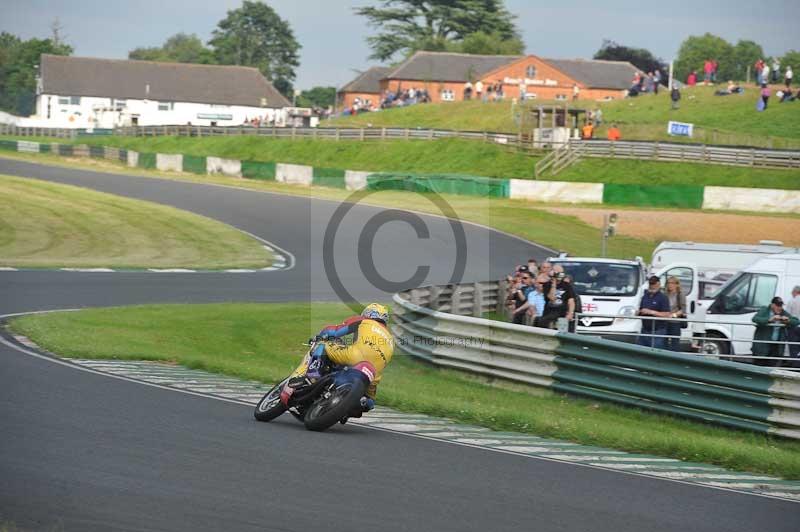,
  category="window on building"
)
[525,93,537,100]
[526,65,537,78]
[114,99,127,109]
[158,101,174,111]
[440,89,455,101]
[58,97,70,105]
[555,94,567,101]
[59,96,81,105]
